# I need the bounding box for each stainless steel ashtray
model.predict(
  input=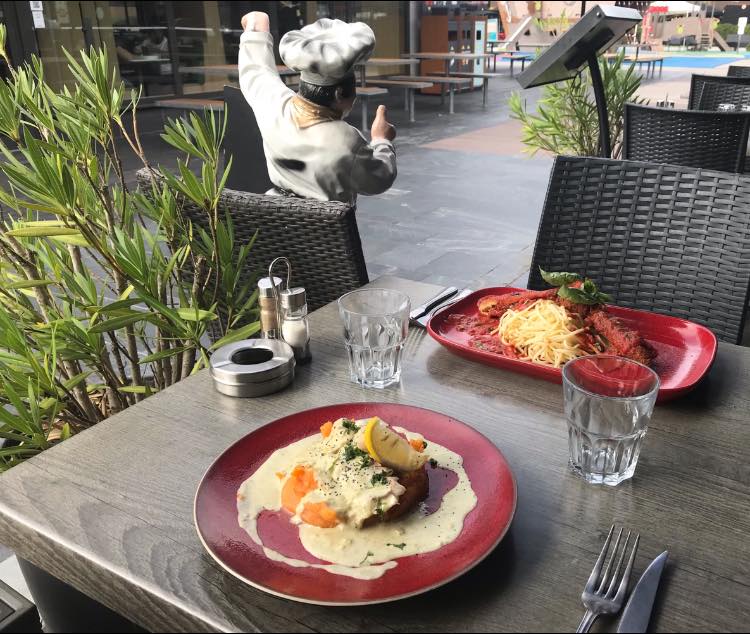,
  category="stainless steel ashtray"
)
[210,339,296,397]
